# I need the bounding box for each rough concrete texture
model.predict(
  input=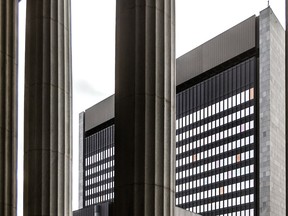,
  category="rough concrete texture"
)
[0,1,18,216]
[24,0,72,215]
[259,7,286,216]
[114,0,176,215]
